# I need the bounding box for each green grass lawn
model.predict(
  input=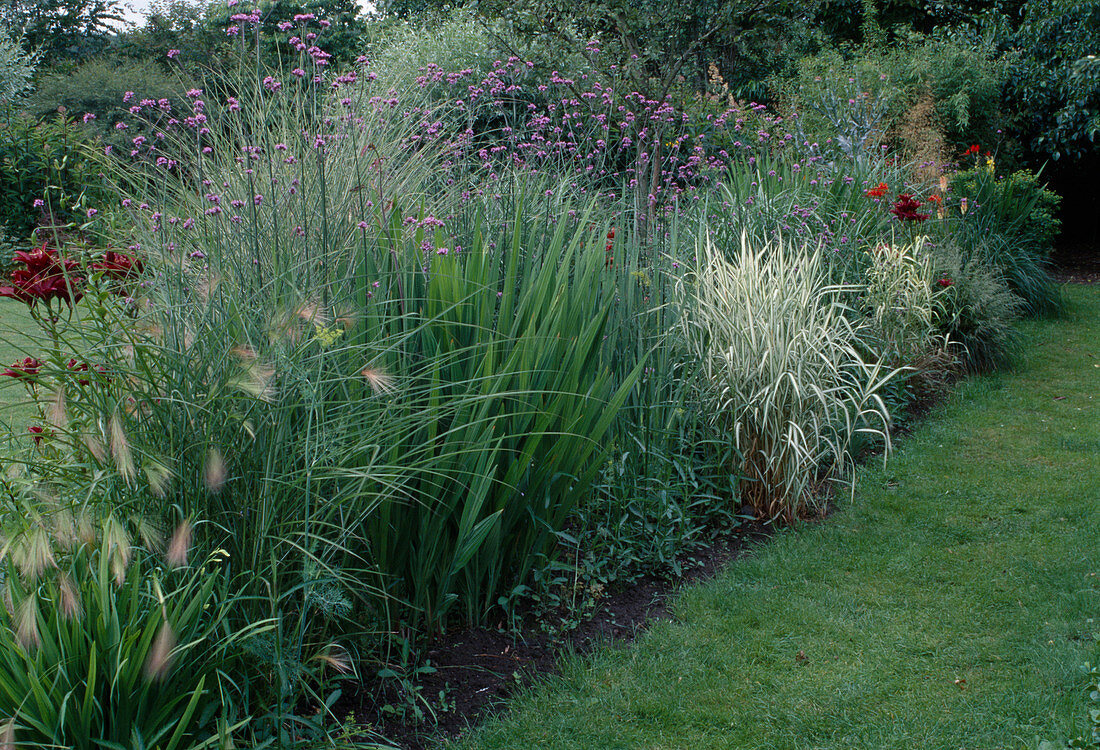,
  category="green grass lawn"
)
[453,283,1100,750]
[0,298,39,432]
